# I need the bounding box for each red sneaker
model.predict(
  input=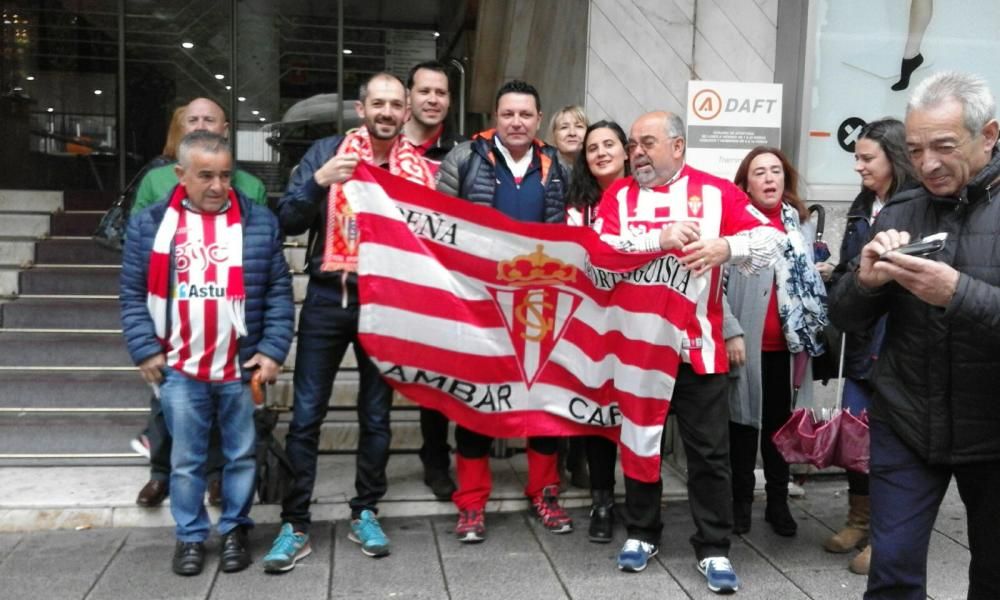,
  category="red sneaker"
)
[530,485,574,534]
[455,509,486,543]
